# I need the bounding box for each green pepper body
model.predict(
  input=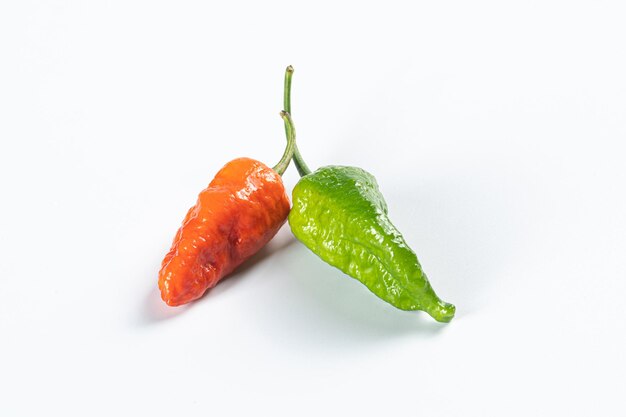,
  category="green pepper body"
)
[289,165,455,323]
